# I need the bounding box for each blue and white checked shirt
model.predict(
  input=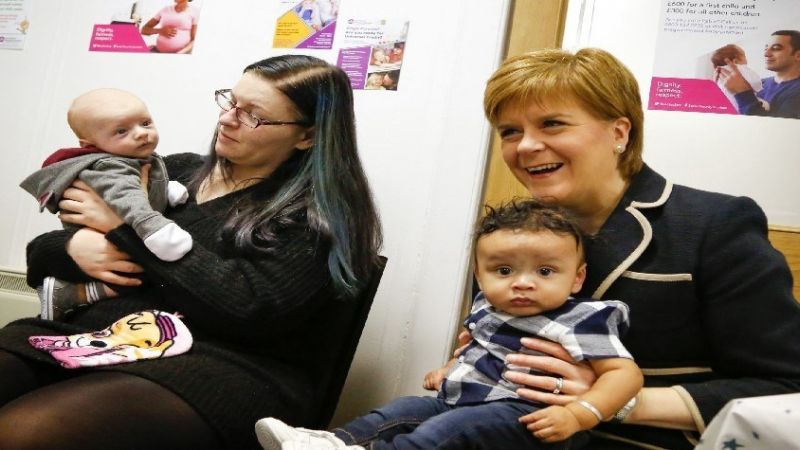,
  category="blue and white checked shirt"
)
[439,293,632,406]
